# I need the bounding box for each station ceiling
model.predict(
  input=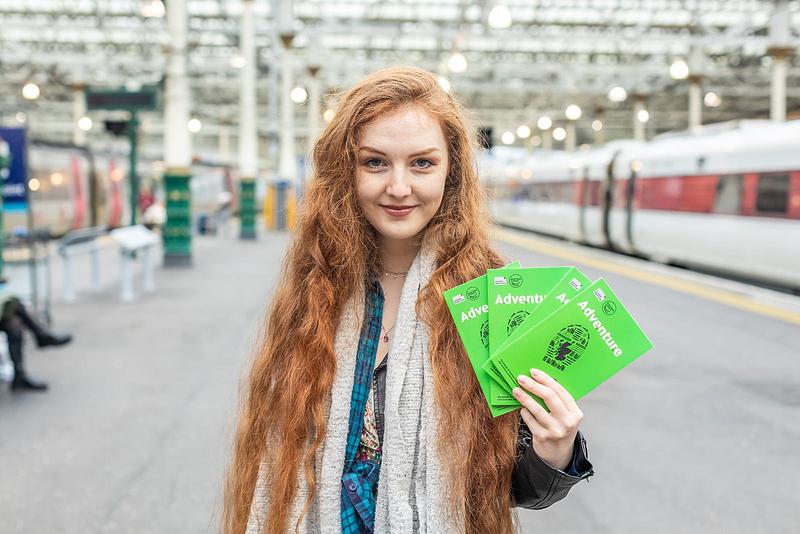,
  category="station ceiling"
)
[1,0,799,151]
